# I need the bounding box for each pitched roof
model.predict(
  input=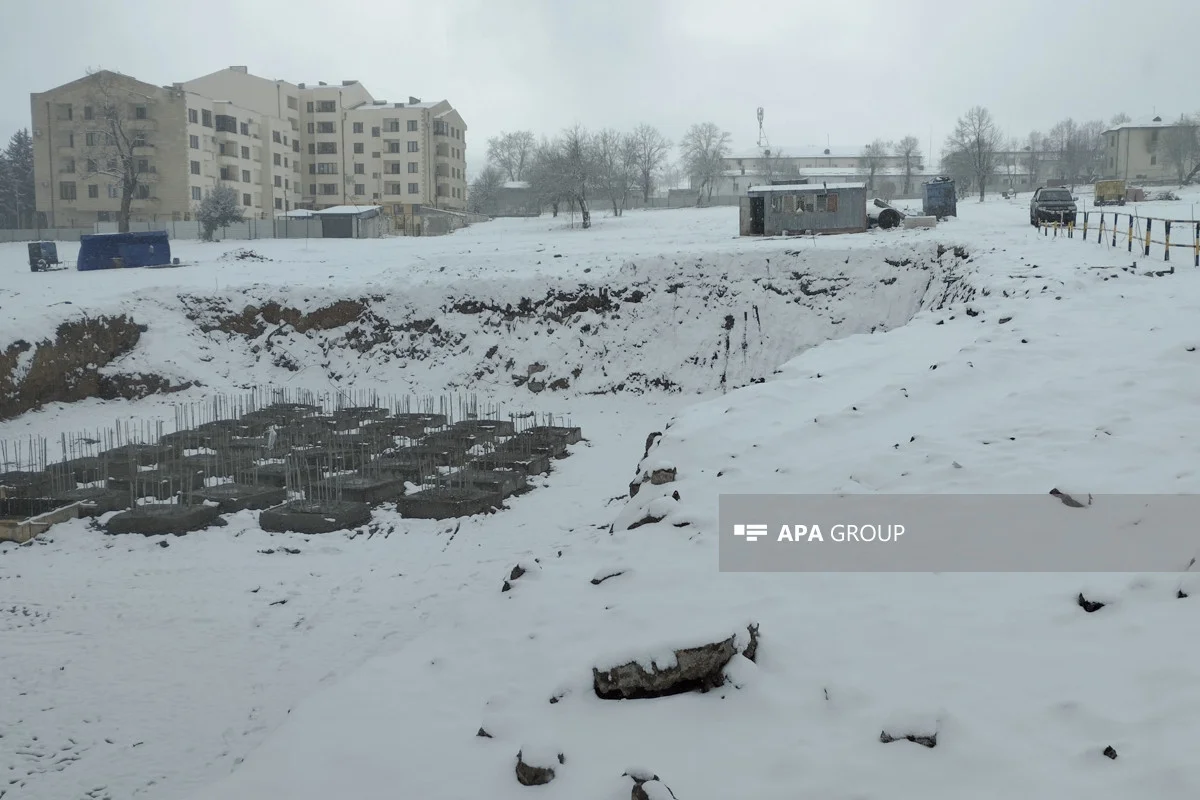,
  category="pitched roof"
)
[748,182,866,192]
[1104,116,1181,133]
